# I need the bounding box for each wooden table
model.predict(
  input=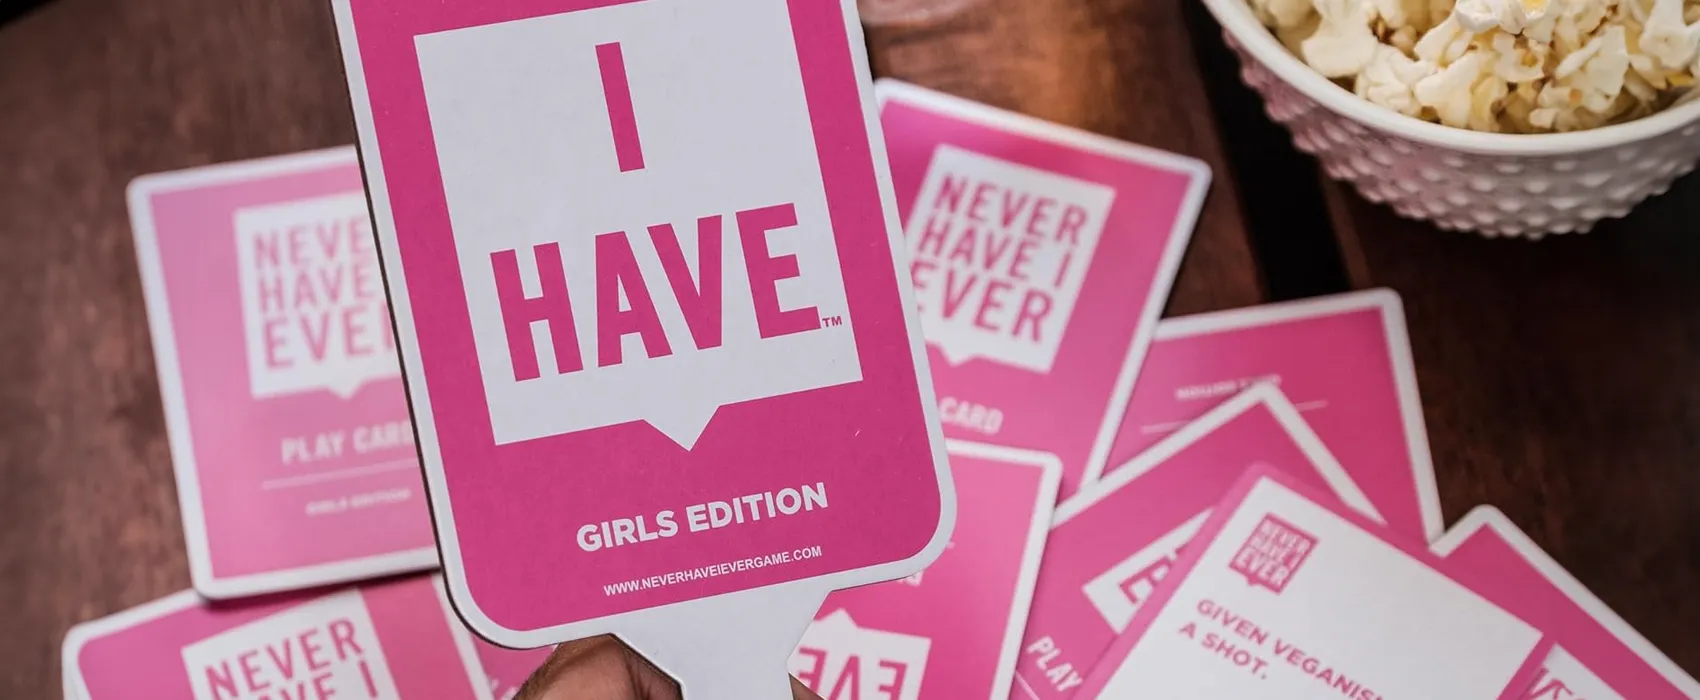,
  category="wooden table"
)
[0,0,1693,696]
